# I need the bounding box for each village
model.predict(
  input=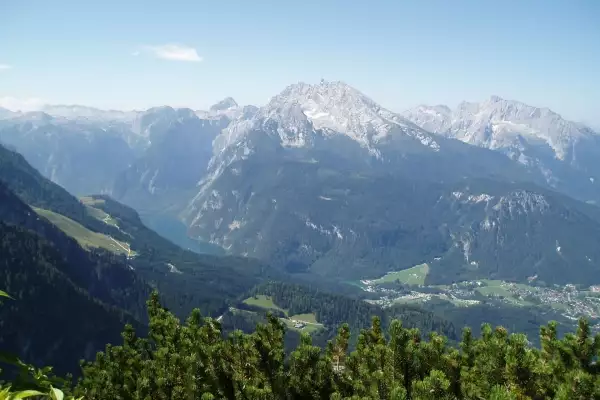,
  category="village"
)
[360,275,600,327]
